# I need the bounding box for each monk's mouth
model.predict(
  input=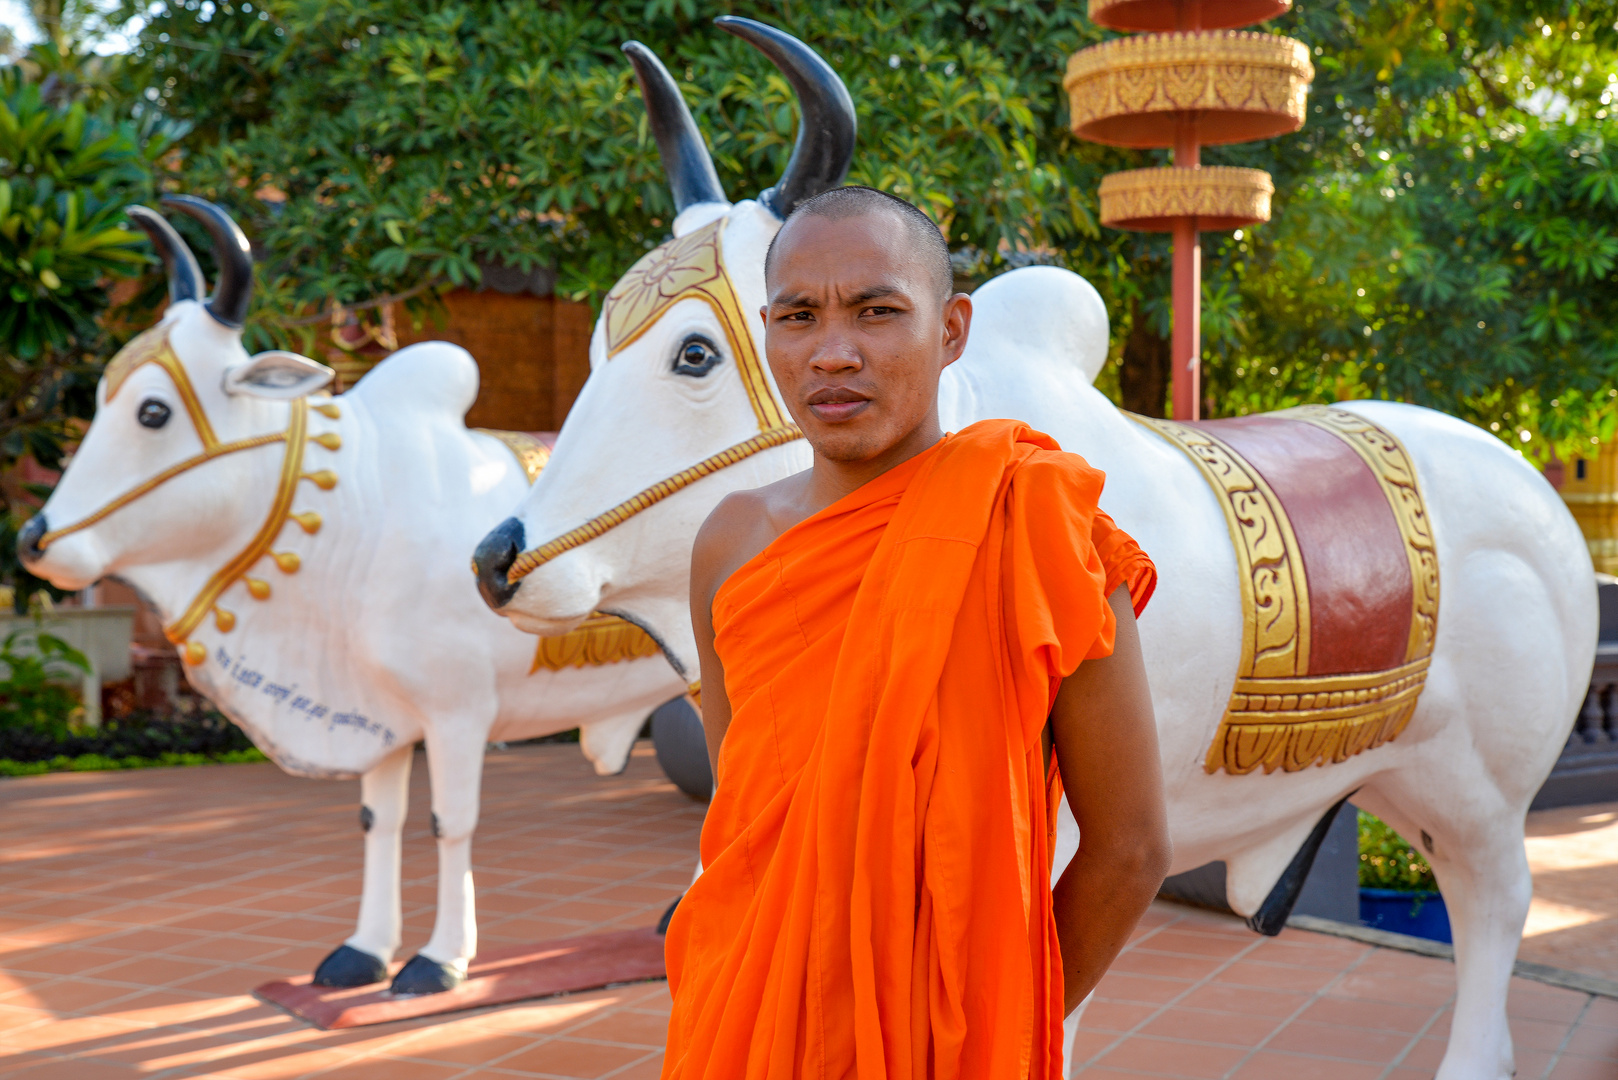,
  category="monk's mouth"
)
[806,394,870,423]
[808,400,868,422]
